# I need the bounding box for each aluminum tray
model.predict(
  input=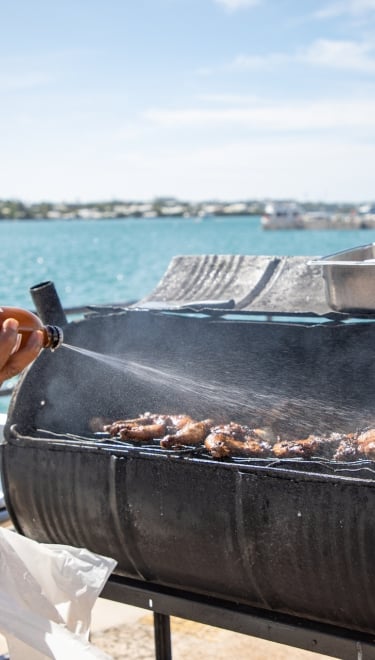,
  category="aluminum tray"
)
[310,243,375,313]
